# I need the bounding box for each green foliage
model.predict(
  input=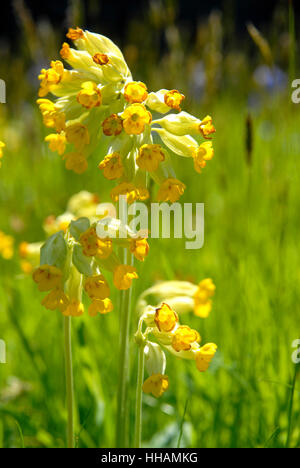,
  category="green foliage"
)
[40,231,67,269]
